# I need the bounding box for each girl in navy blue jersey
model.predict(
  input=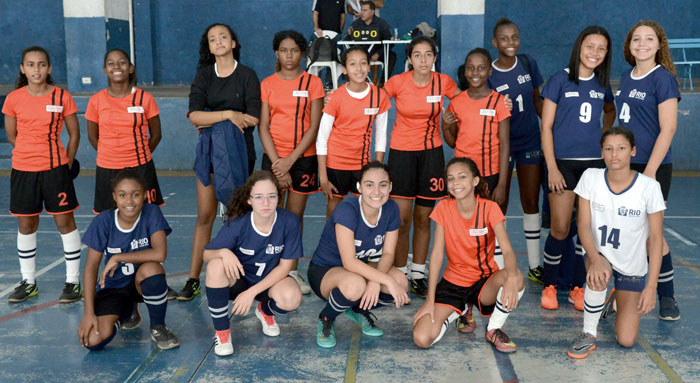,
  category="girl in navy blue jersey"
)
[78,169,179,351]
[204,170,303,357]
[539,26,616,311]
[616,20,681,320]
